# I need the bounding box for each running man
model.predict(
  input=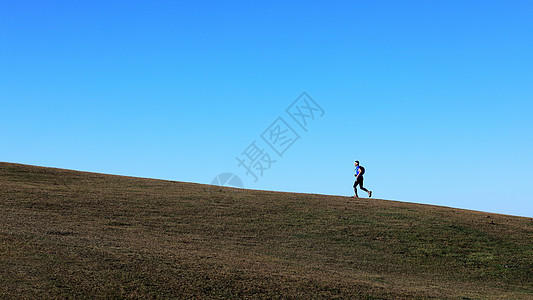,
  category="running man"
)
[353,161,372,198]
